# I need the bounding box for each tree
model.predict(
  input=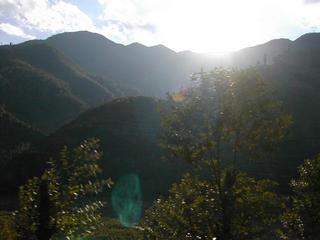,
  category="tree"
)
[281,154,320,239]
[143,68,291,239]
[0,212,17,240]
[14,138,112,240]
[142,160,284,240]
[161,68,292,167]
